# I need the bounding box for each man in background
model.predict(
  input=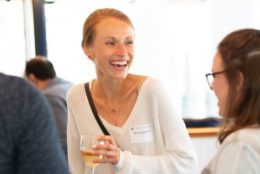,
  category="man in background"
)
[25,56,73,158]
[0,72,69,173]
